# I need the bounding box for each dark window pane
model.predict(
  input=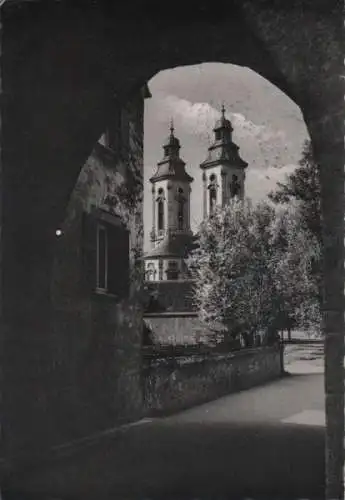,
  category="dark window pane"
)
[178,198,184,229]
[158,260,163,280]
[107,224,130,297]
[158,200,164,231]
[209,188,217,214]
